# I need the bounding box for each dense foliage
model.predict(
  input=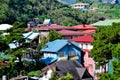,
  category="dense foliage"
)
[99,60,120,80]
[0,31,8,51]
[0,0,118,26]
[91,23,120,64]
[91,23,120,79]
